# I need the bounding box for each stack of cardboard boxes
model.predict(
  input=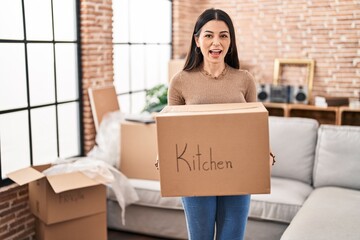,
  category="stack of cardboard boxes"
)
[8,164,107,240]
